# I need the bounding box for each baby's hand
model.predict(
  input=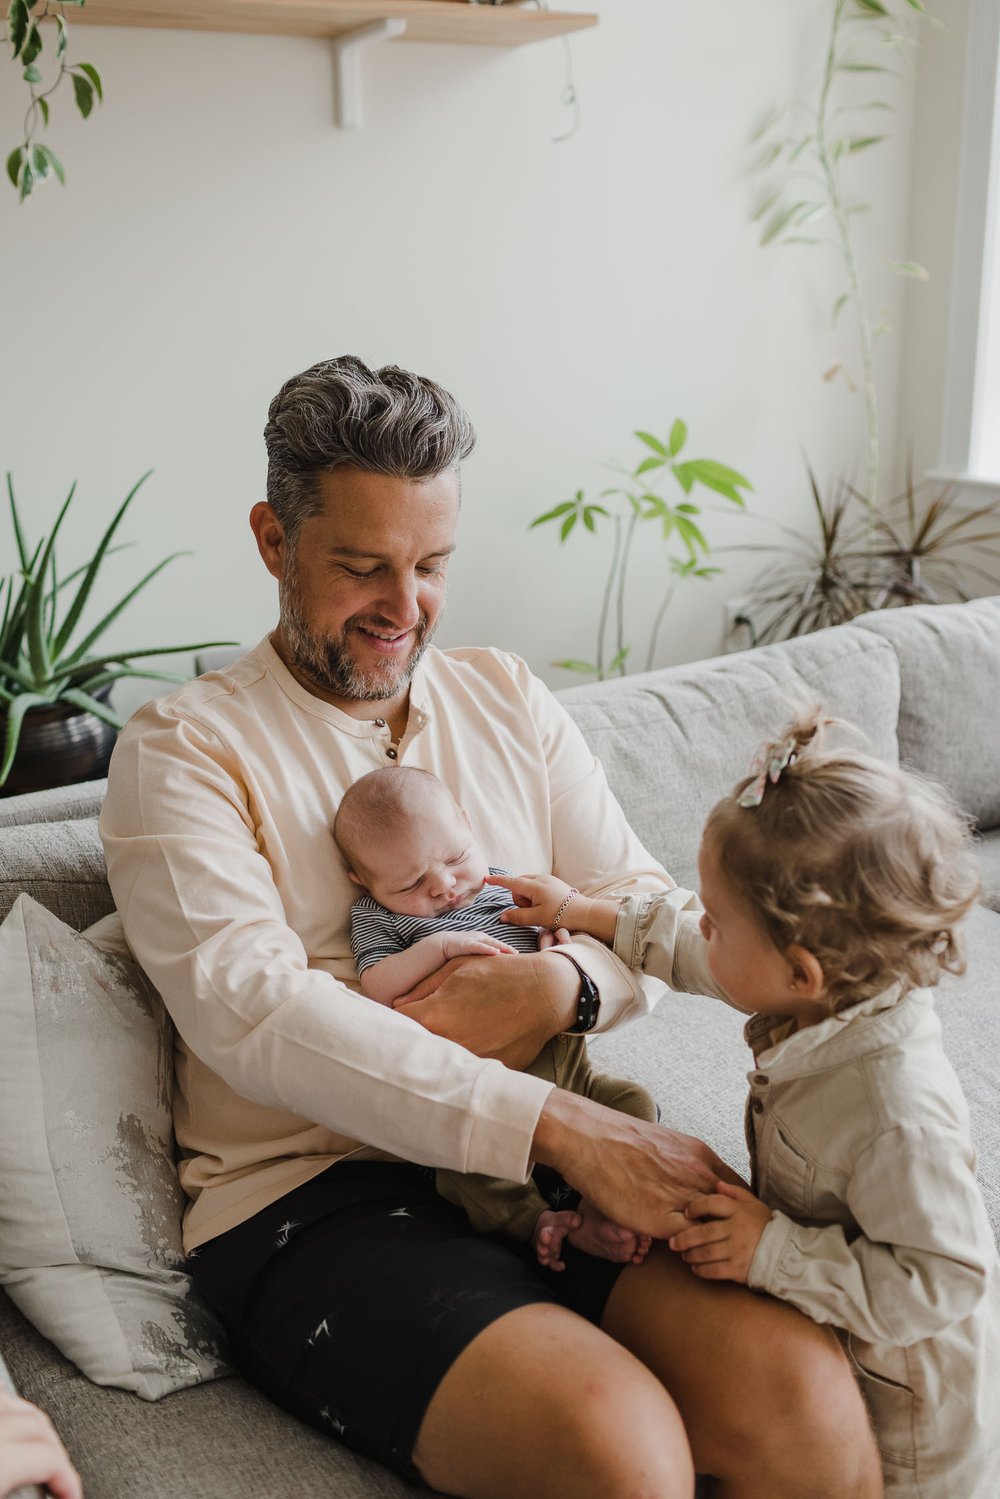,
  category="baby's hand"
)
[440,931,518,962]
[668,1181,772,1284]
[486,873,582,932]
